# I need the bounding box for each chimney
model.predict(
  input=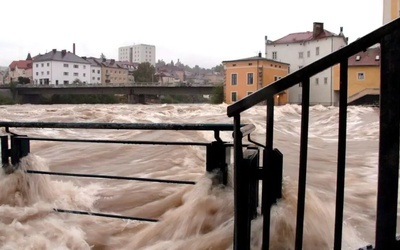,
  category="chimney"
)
[258,51,262,58]
[82,56,87,60]
[111,59,115,65]
[73,43,76,54]
[52,49,57,53]
[264,36,268,58]
[61,50,67,57]
[313,22,324,38]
